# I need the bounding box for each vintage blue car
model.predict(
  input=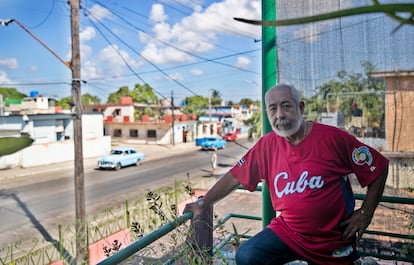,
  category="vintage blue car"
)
[97,147,144,170]
[196,136,227,150]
